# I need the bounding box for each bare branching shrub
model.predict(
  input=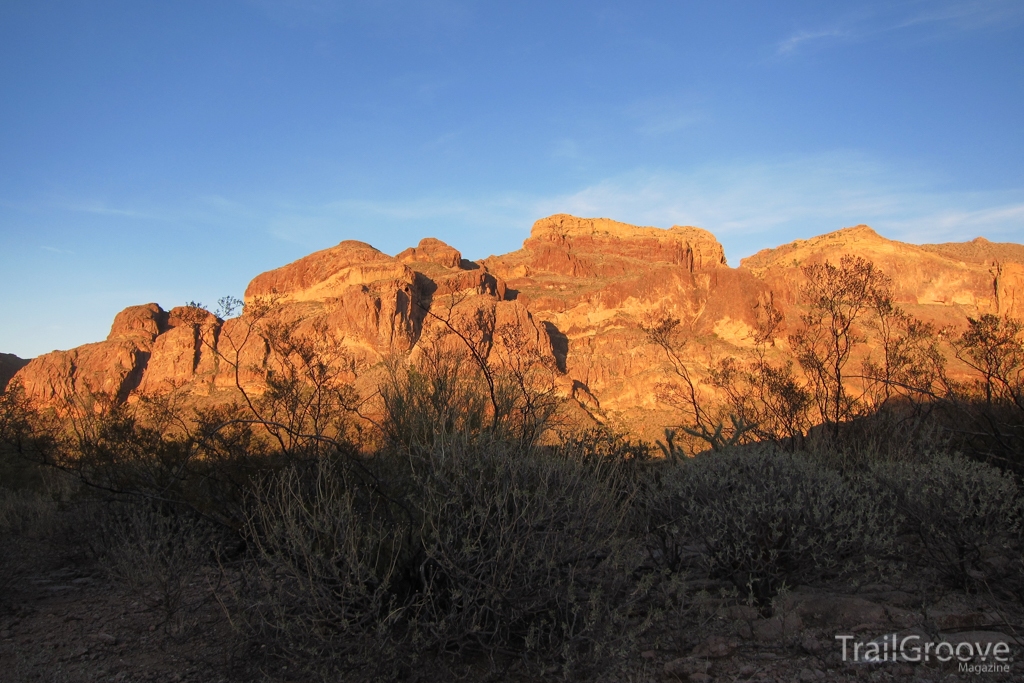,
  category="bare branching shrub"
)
[379,347,489,451]
[239,457,407,678]
[642,315,755,454]
[253,318,362,457]
[942,314,1024,473]
[0,380,61,491]
[861,303,948,408]
[870,453,1023,591]
[952,314,1024,409]
[237,435,648,679]
[647,447,888,611]
[101,503,218,634]
[706,297,816,448]
[42,399,280,531]
[409,296,562,450]
[0,487,64,592]
[790,255,894,437]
